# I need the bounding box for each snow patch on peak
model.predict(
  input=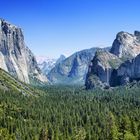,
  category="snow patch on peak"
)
[36,56,56,64]
[36,55,66,74]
